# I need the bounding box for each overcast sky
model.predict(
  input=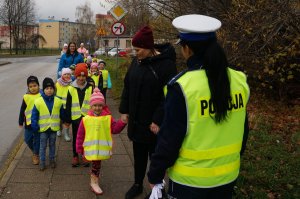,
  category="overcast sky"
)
[34,0,113,22]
